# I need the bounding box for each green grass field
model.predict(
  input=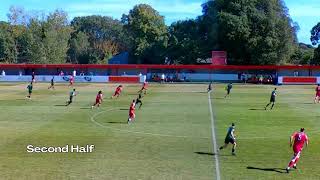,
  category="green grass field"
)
[0,82,319,180]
